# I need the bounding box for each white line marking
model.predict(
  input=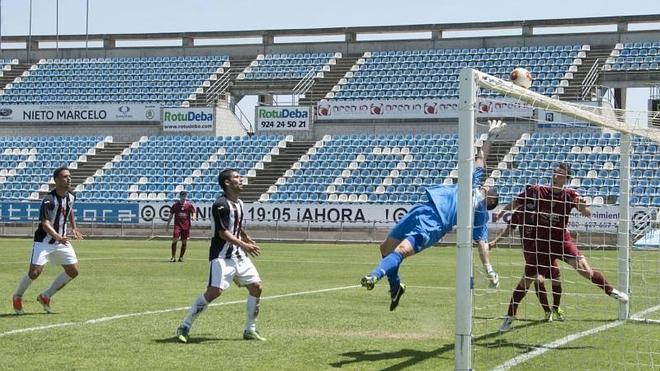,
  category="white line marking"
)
[492,304,660,371]
[0,285,358,338]
[0,322,78,337]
